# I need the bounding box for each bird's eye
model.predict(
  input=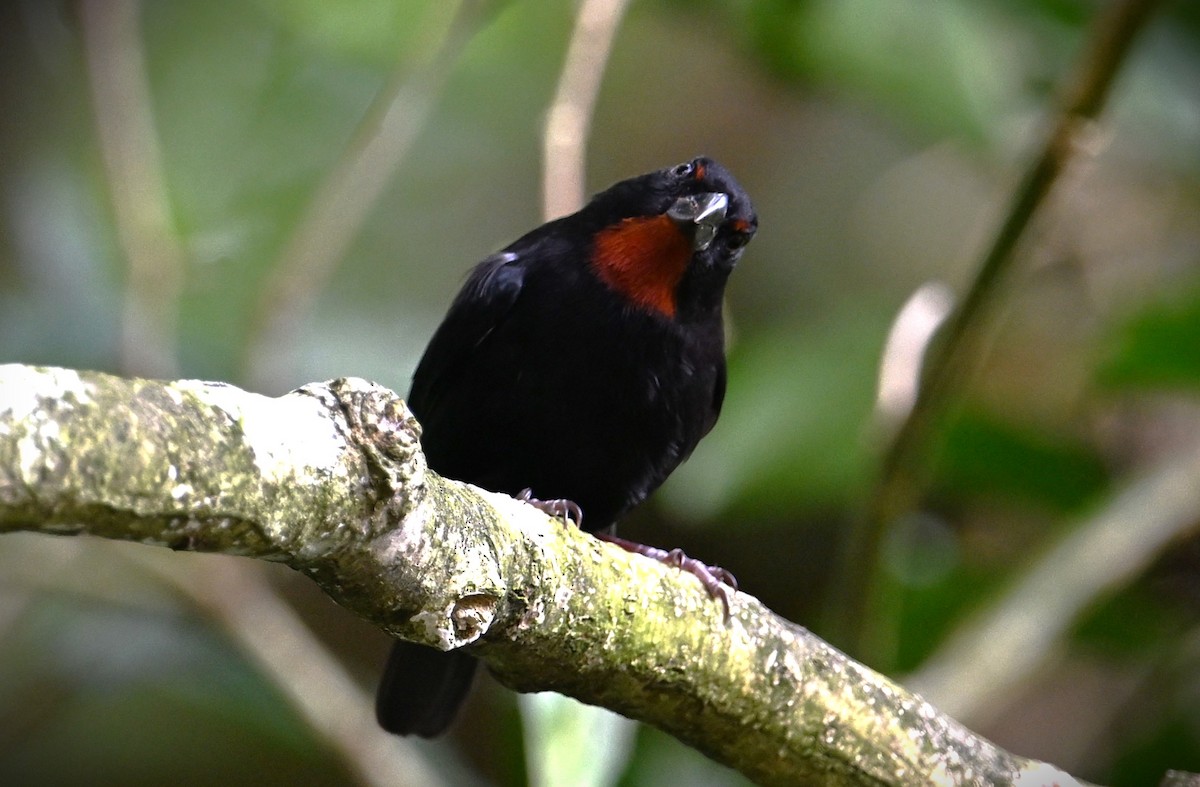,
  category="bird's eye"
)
[724,232,751,251]
[671,161,695,178]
